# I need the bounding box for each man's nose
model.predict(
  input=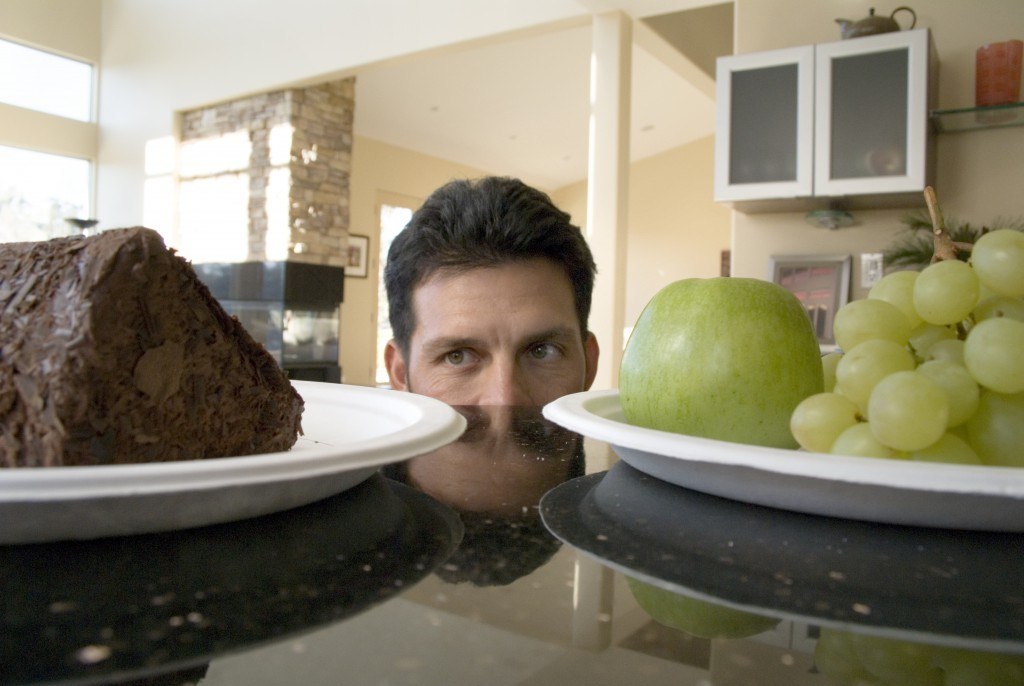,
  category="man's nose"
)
[477,362,533,406]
